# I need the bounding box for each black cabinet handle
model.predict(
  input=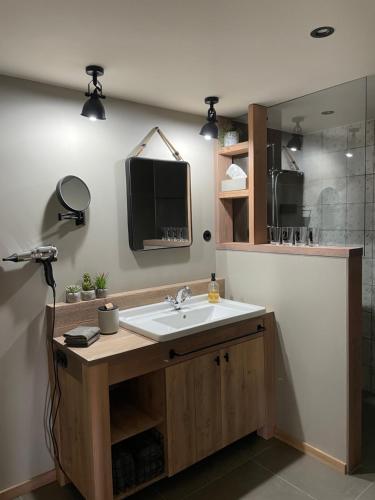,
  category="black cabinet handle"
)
[224,352,229,362]
[168,324,265,359]
[215,355,220,366]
